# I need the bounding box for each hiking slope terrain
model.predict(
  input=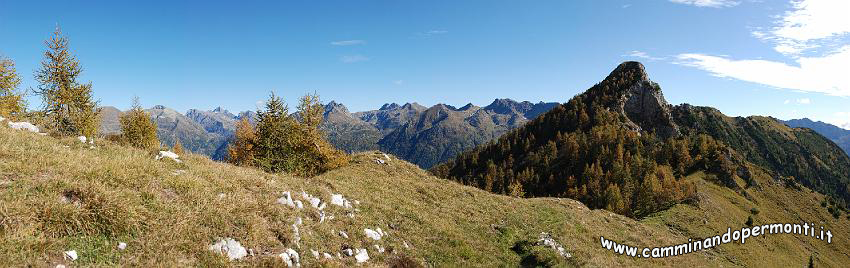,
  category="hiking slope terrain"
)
[1,122,732,267]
